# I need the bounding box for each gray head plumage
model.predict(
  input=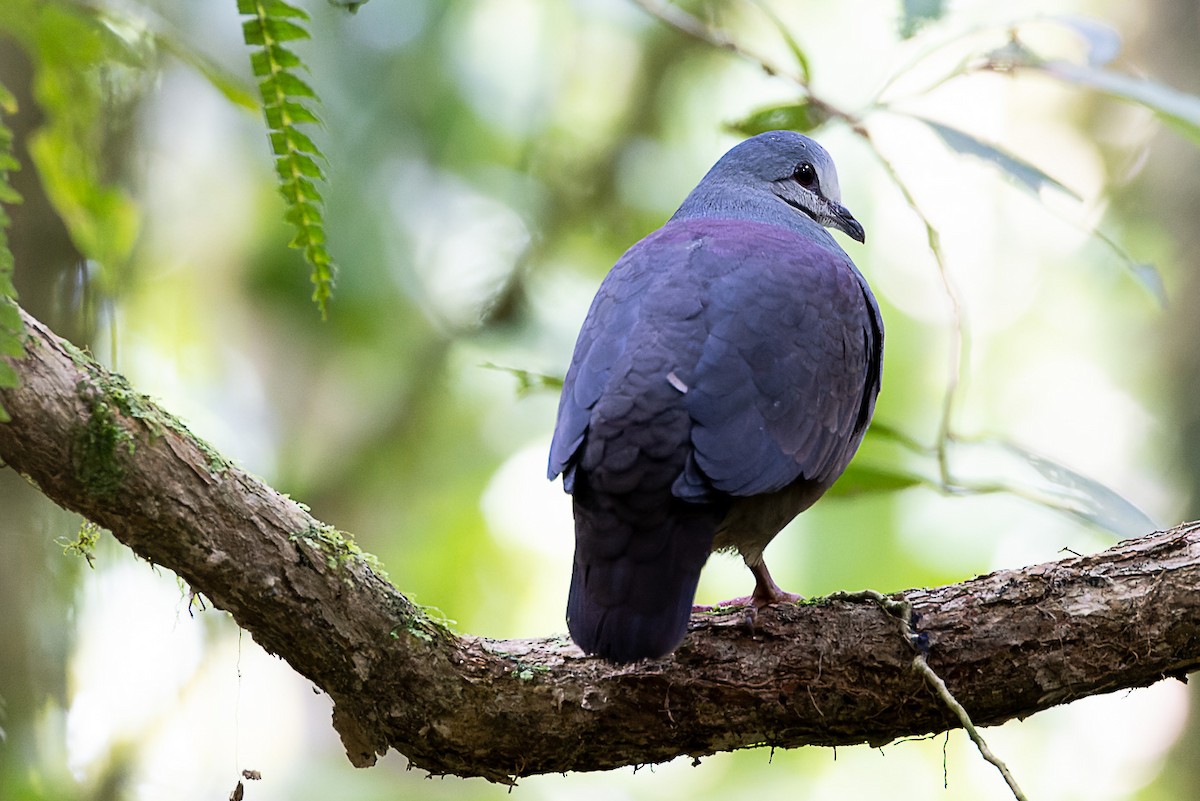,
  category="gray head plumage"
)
[671,130,865,244]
